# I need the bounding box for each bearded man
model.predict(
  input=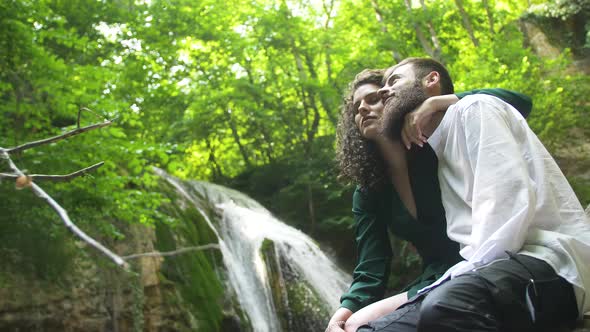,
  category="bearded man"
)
[356,57,590,332]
